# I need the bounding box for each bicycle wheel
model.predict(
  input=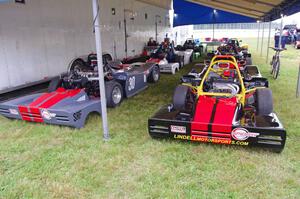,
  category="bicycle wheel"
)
[272,58,280,79]
[270,55,275,74]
